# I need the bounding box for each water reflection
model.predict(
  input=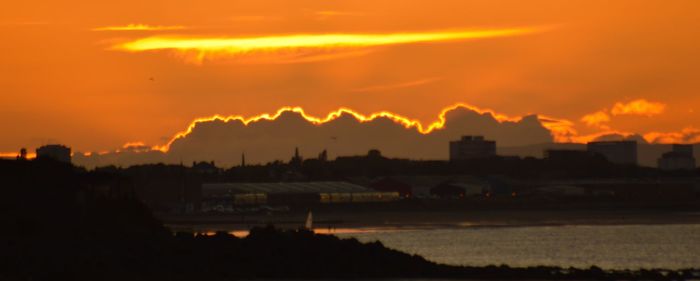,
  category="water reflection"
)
[338,224,700,270]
